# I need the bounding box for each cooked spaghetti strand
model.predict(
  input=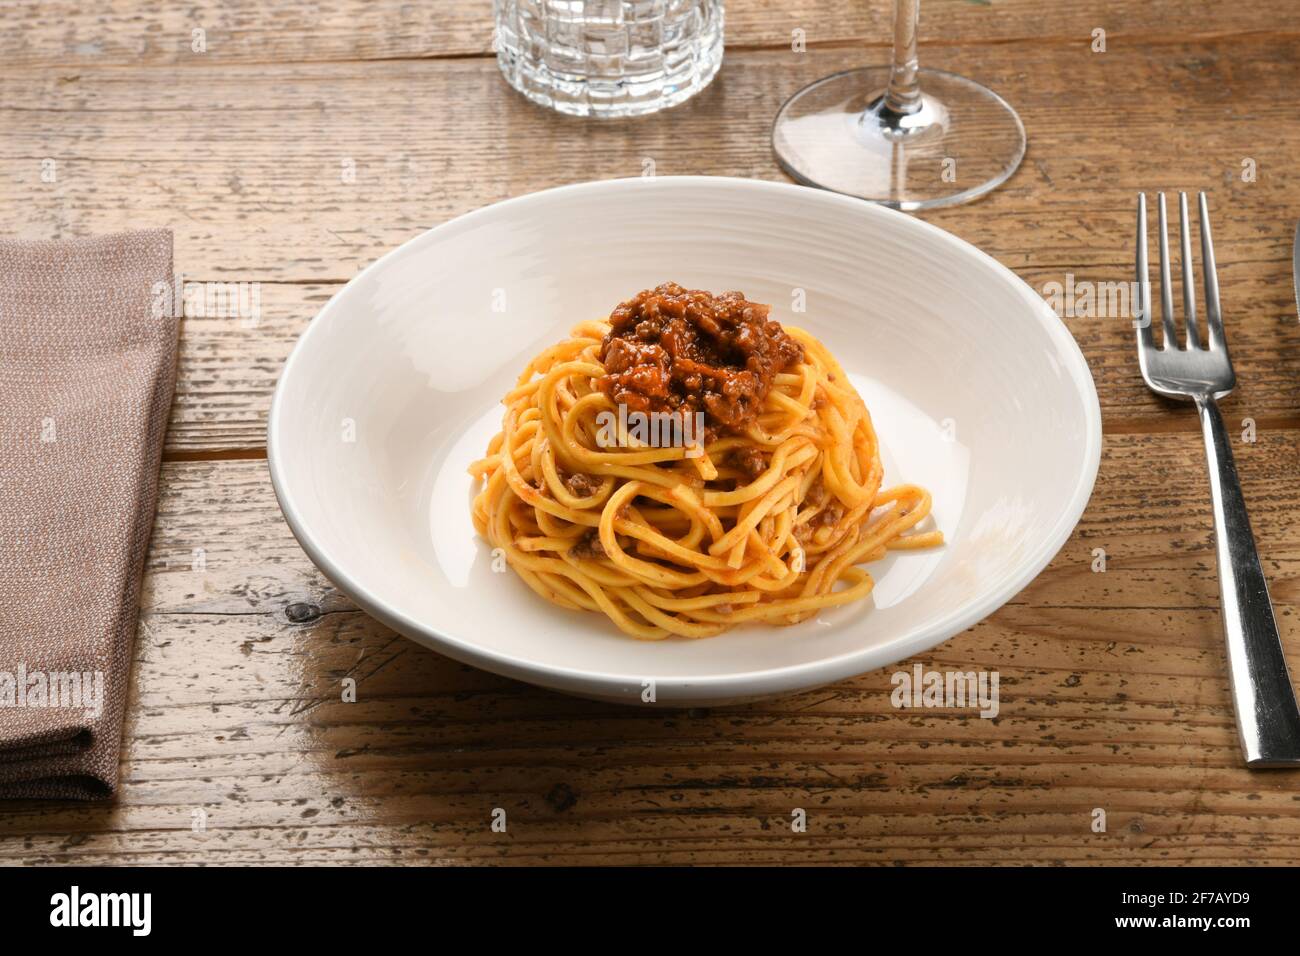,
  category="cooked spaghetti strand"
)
[469,286,941,638]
